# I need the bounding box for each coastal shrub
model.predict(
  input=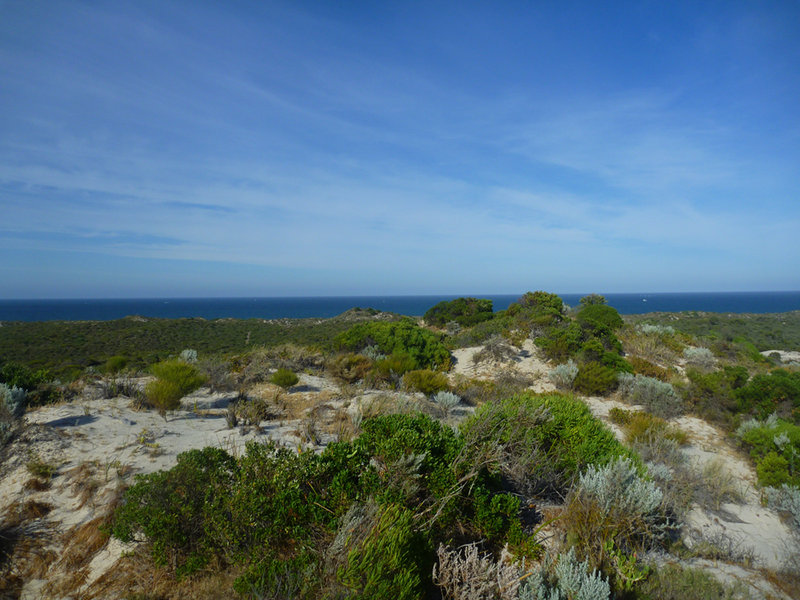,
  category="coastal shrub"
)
[329,353,372,383]
[111,447,239,576]
[574,361,617,396]
[402,369,449,395]
[617,373,682,418]
[577,303,624,332]
[433,542,522,599]
[519,546,611,600]
[270,368,298,389]
[683,366,748,426]
[608,408,688,446]
[432,391,460,417]
[335,319,451,370]
[764,484,800,531]
[579,293,608,307]
[104,355,128,374]
[635,563,753,600]
[473,334,518,363]
[735,369,800,421]
[535,321,583,361]
[336,503,427,599]
[179,348,198,363]
[509,291,565,318]
[0,383,26,419]
[423,297,494,328]
[461,393,632,497]
[0,361,50,392]
[548,359,579,390]
[150,359,206,396]
[370,352,417,383]
[145,379,184,420]
[629,356,670,381]
[735,416,800,488]
[683,346,716,369]
[360,345,386,362]
[561,458,666,568]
